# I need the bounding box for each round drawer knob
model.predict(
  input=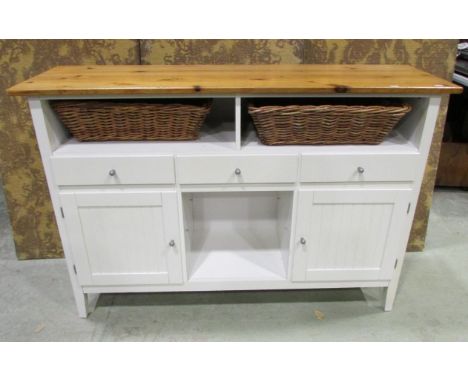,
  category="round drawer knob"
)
[234,168,241,175]
[300,237,307,245]
[169,240,175,247]
[357,166,365,174]
[109,169,116,176]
